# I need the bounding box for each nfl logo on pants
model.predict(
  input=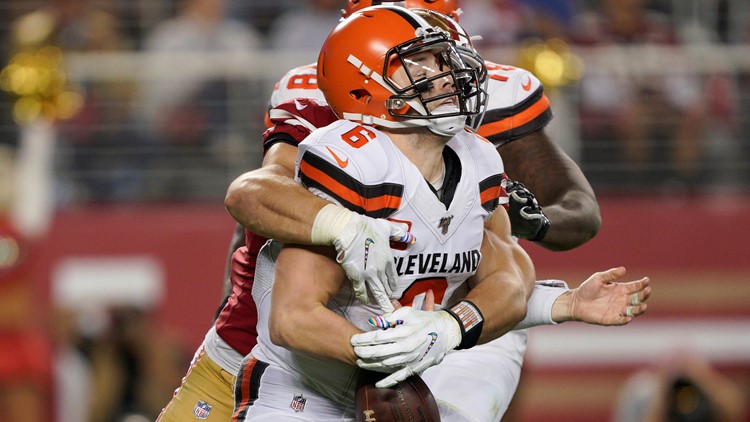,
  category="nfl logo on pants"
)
[193,400,212,419]
[290,394,307,412]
